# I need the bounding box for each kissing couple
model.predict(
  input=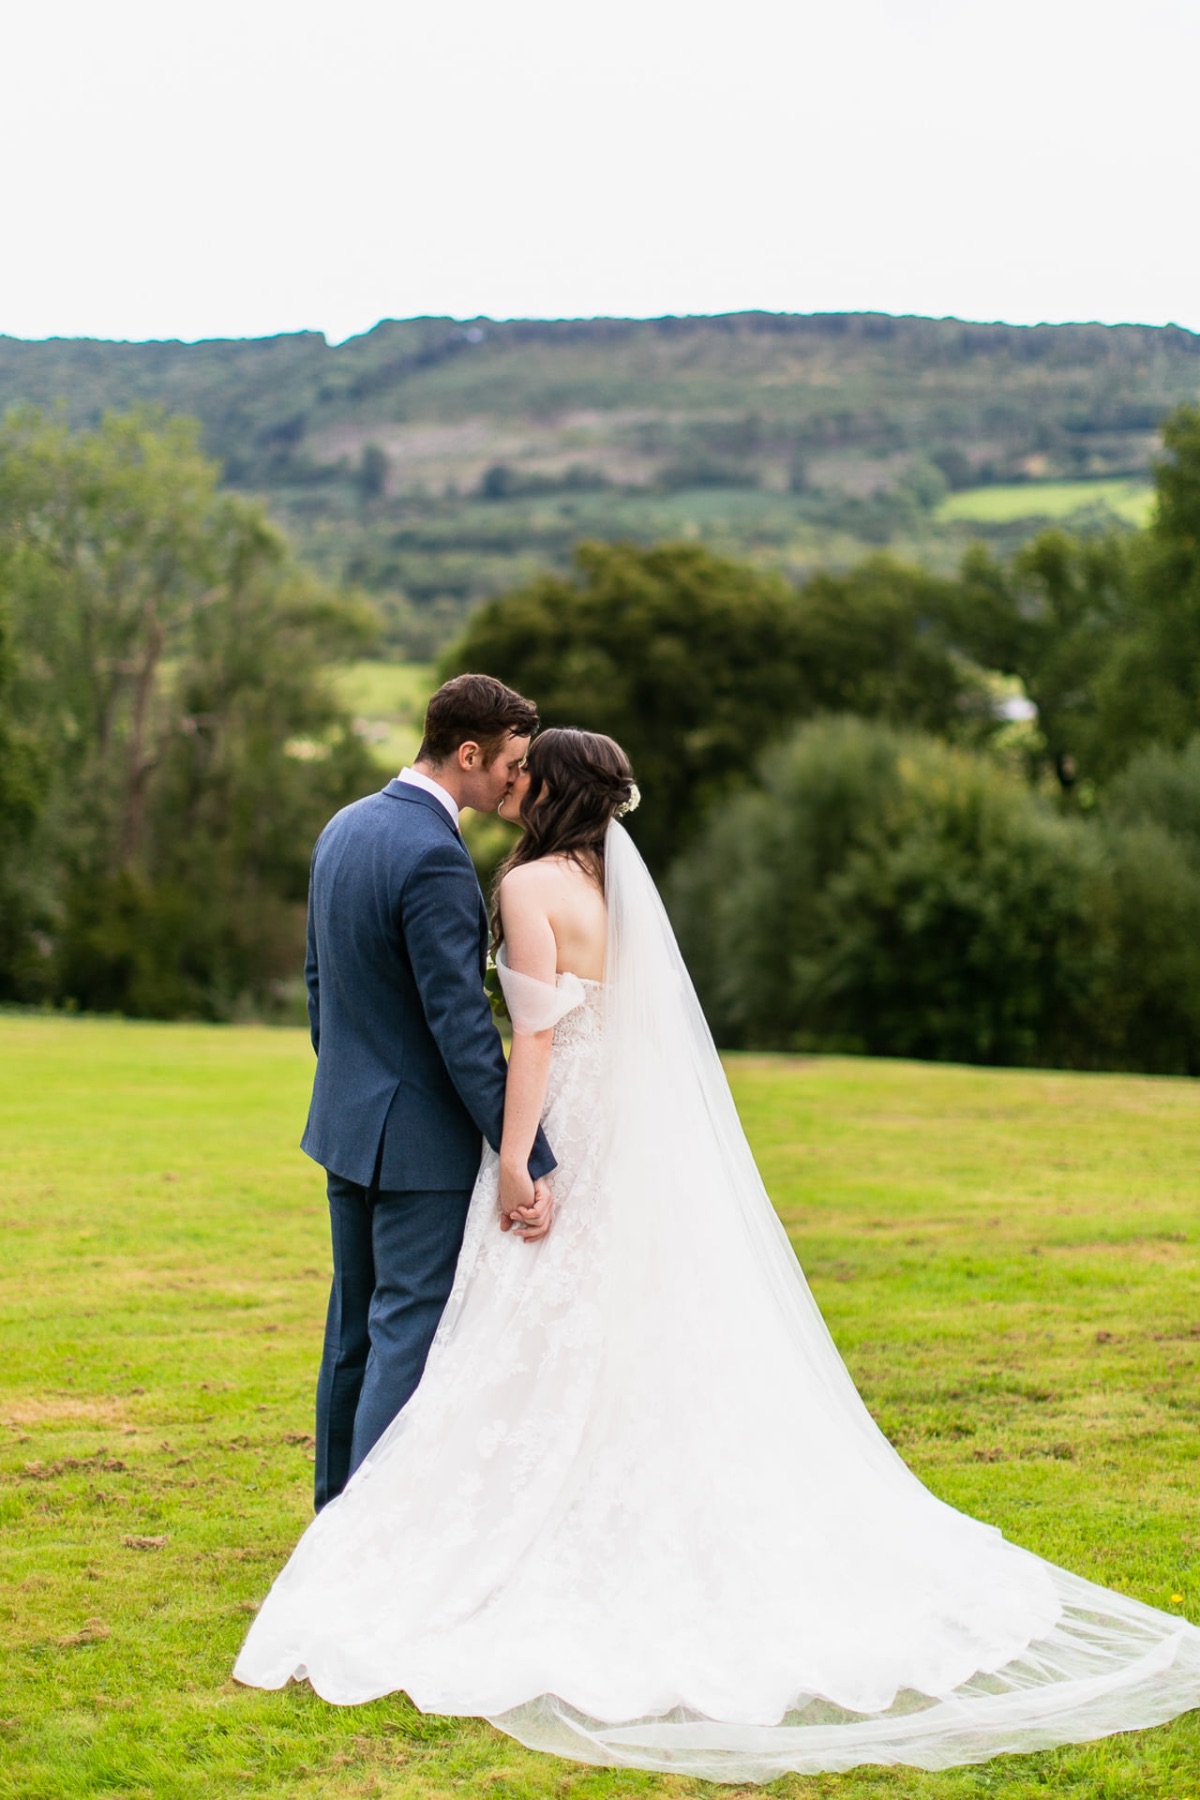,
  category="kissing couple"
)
[235,674,1200,1782]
